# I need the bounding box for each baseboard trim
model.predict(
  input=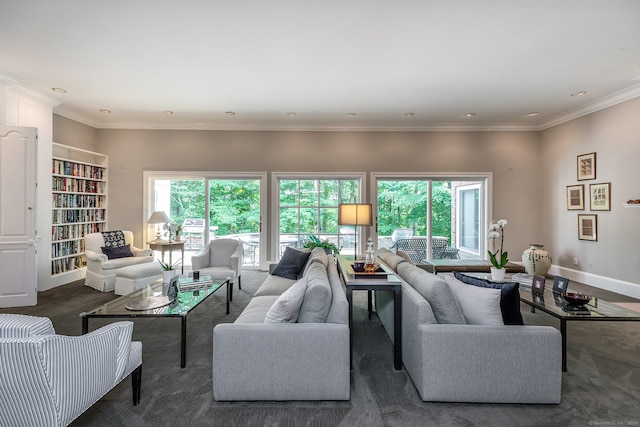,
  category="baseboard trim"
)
[548,265,640,300]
